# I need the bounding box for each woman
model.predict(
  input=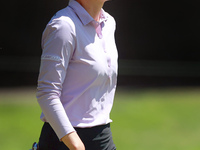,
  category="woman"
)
[36,0,118,149]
